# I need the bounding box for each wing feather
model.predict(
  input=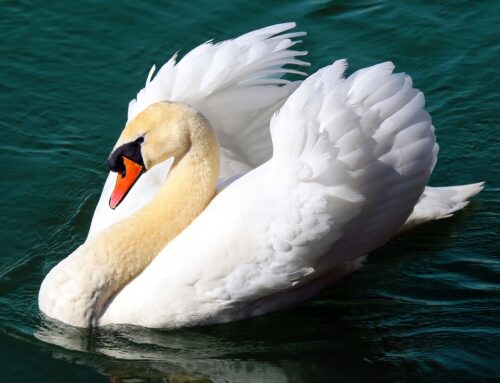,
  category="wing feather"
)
[127,22,309,168]
[195,59,438,305]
